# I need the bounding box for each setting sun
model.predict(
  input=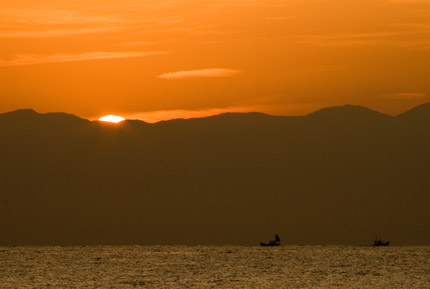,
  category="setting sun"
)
[99,115,125,123]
